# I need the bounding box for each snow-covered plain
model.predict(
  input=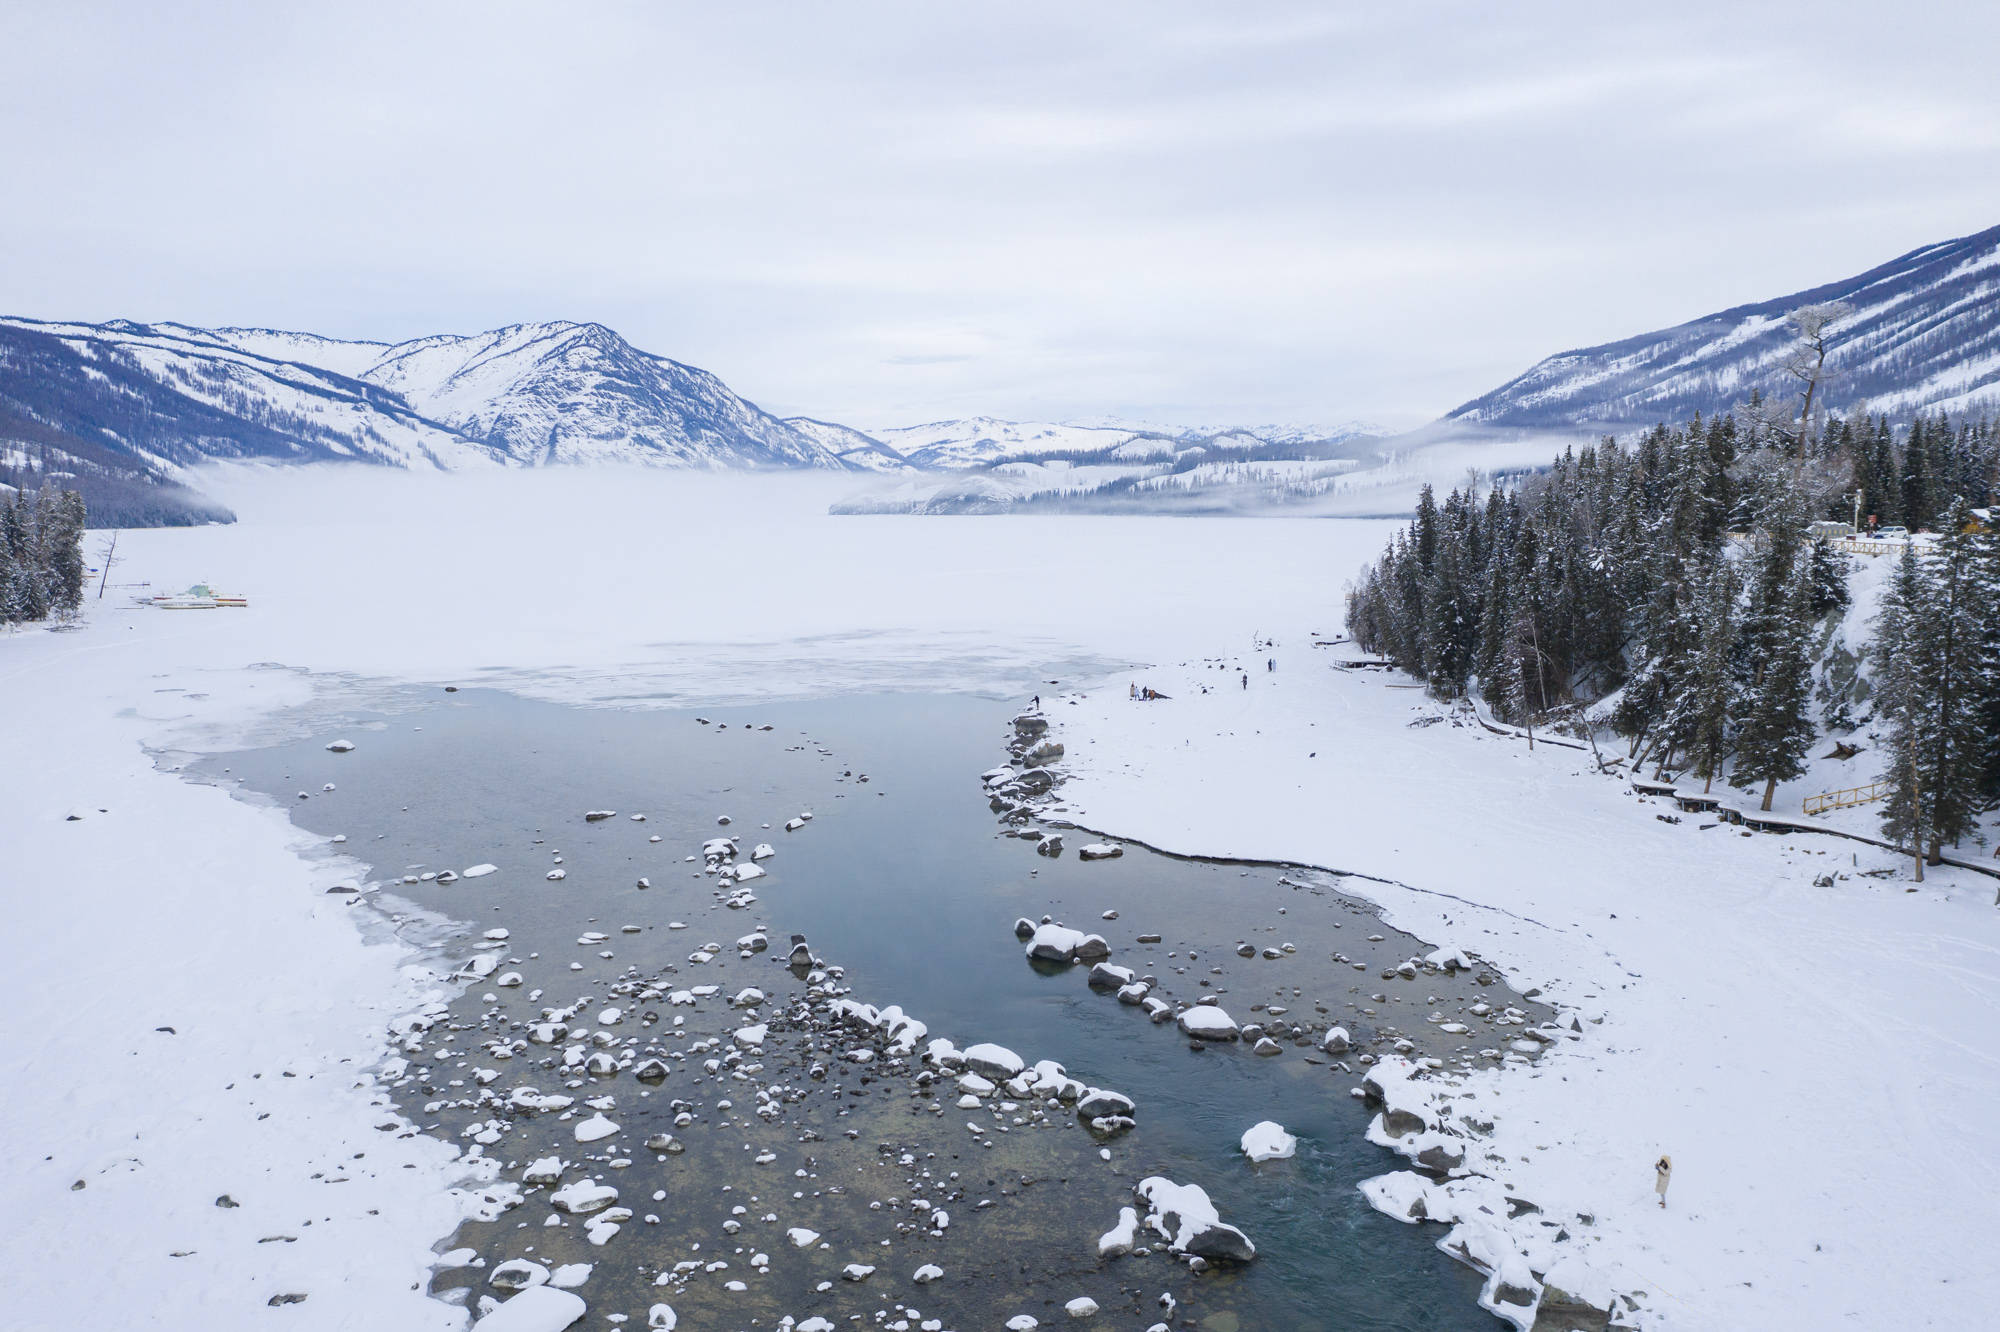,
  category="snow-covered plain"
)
[7,462,1998,1329]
